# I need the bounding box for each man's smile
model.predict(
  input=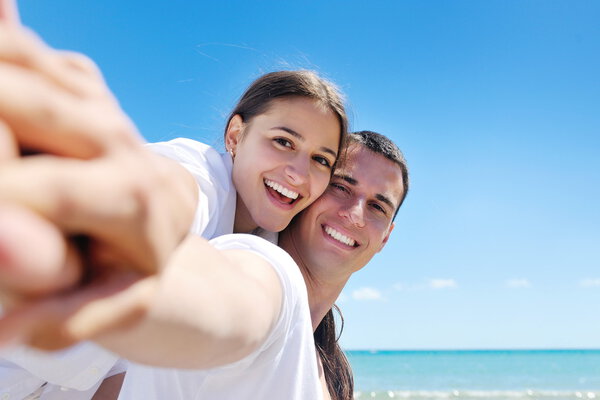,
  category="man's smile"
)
[322,224,358,248]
